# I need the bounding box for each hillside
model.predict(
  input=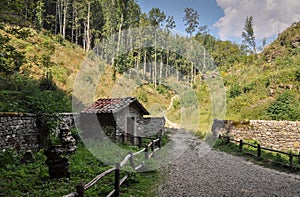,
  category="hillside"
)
[0,24,88,112]
[1,21,299,133]
[223,22,300,121]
